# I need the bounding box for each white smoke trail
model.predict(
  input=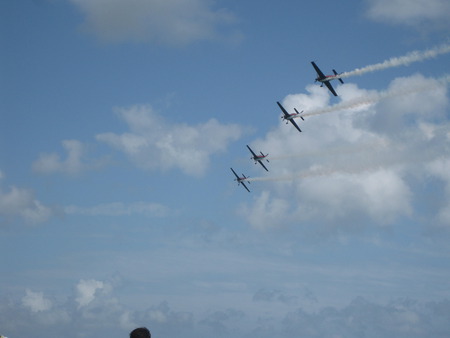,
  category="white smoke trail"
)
[333,43,450,80]
[247,147,439,183]
[247,165,376,183]
[247,123,450,184]
[301,74,450,118]
[247,167,337,182]
[268,140,389,161]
